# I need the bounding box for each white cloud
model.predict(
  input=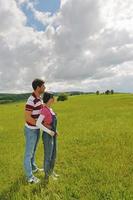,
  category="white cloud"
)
[60,0,69,8]
[0,0,26,33]
[0,0,133,93]
[100,0,133,31]
[17,0,29,5]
